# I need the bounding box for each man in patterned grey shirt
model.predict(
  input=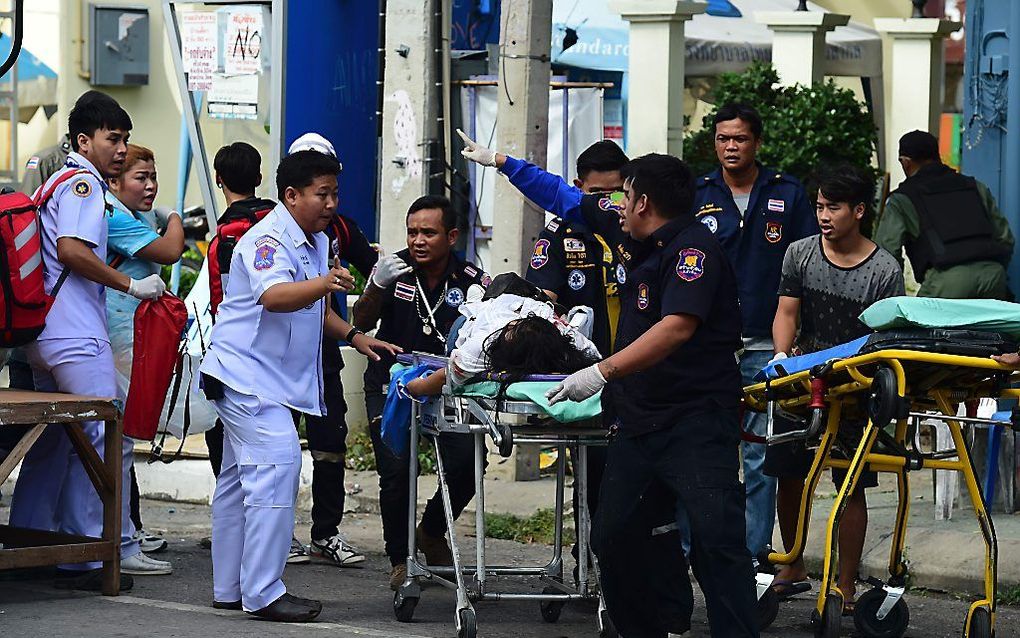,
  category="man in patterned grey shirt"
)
[765,165,904,612]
